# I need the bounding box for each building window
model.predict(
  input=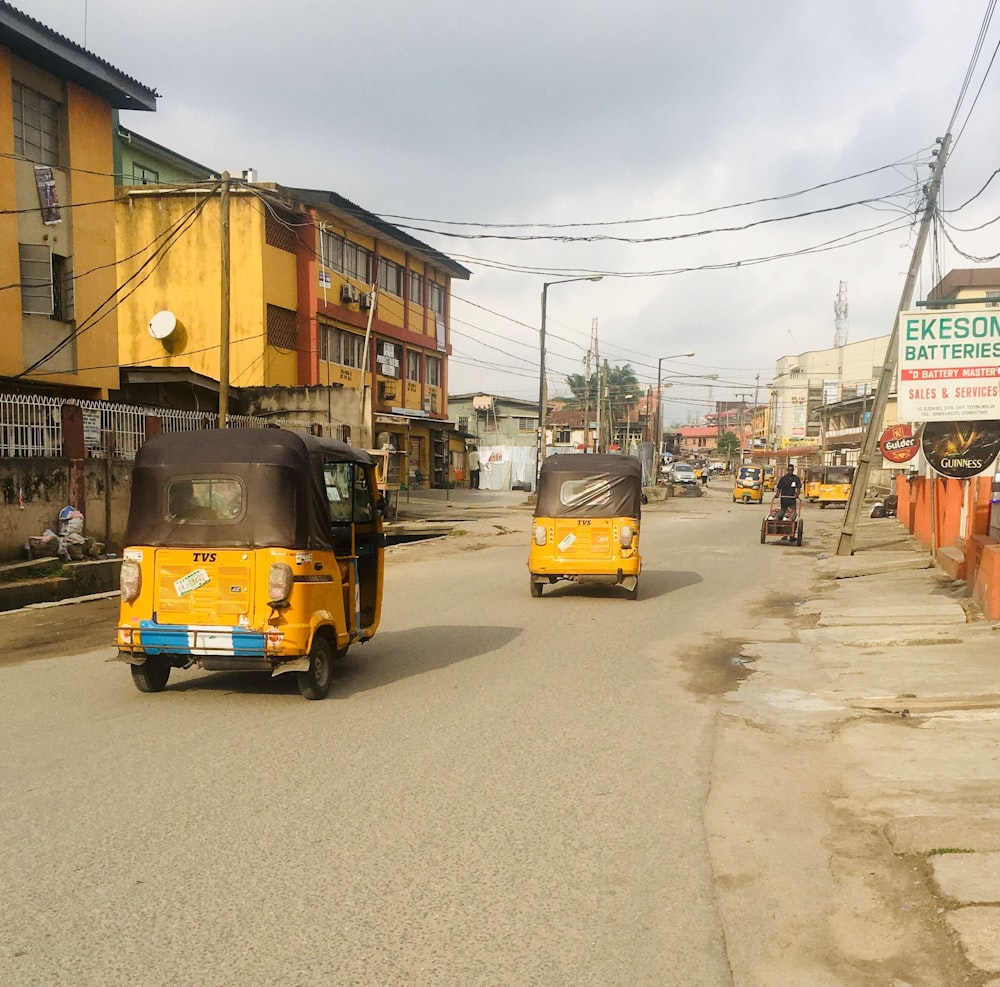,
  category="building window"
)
[133,164,159,185]
[320,325,365,369]
[266,304,297,349]
[457,416,468,432]
[555,428,572,443]
[18,243,73,320]
[516,417,537,433]
[407,351,421,382]
[428,281,445,315]
[343,240,371,282]
[12,83,60,166]
[378,257,404,297]
[409,271,424,305]
[426,356,441,387]
[321,230,344,271]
